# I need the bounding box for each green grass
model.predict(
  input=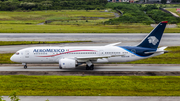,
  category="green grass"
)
[1,10,180,33]
[0,24,150,33]
[49,19,109,25]
[0,10,116,32]
[1,46,180,64]
[0,75,180,96]
[160,4,180,8]
[0,10,114,24]
[165,8,180,17]
[141,4,180,8]
[1,23,178,33]
[0,53,15,64]
[0,41,91,46]
[0,23,180,33]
